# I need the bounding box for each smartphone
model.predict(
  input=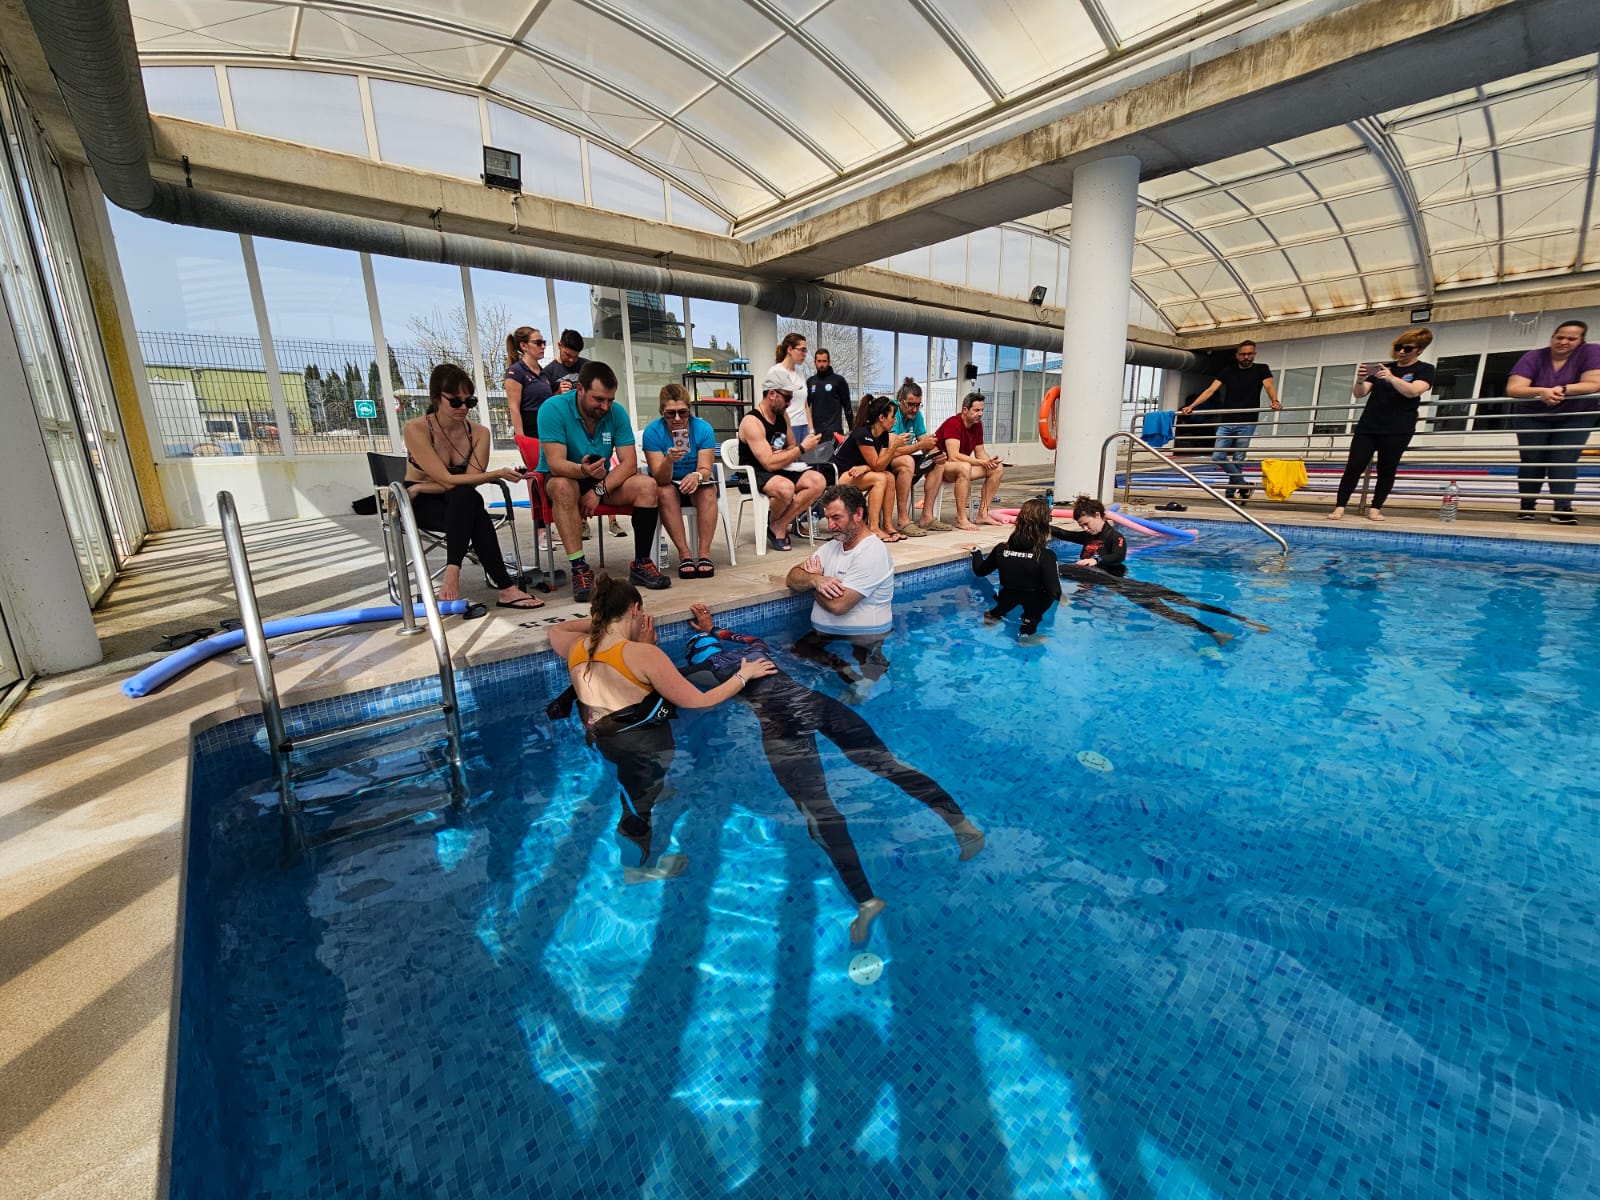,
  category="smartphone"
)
[672,426,690,451]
